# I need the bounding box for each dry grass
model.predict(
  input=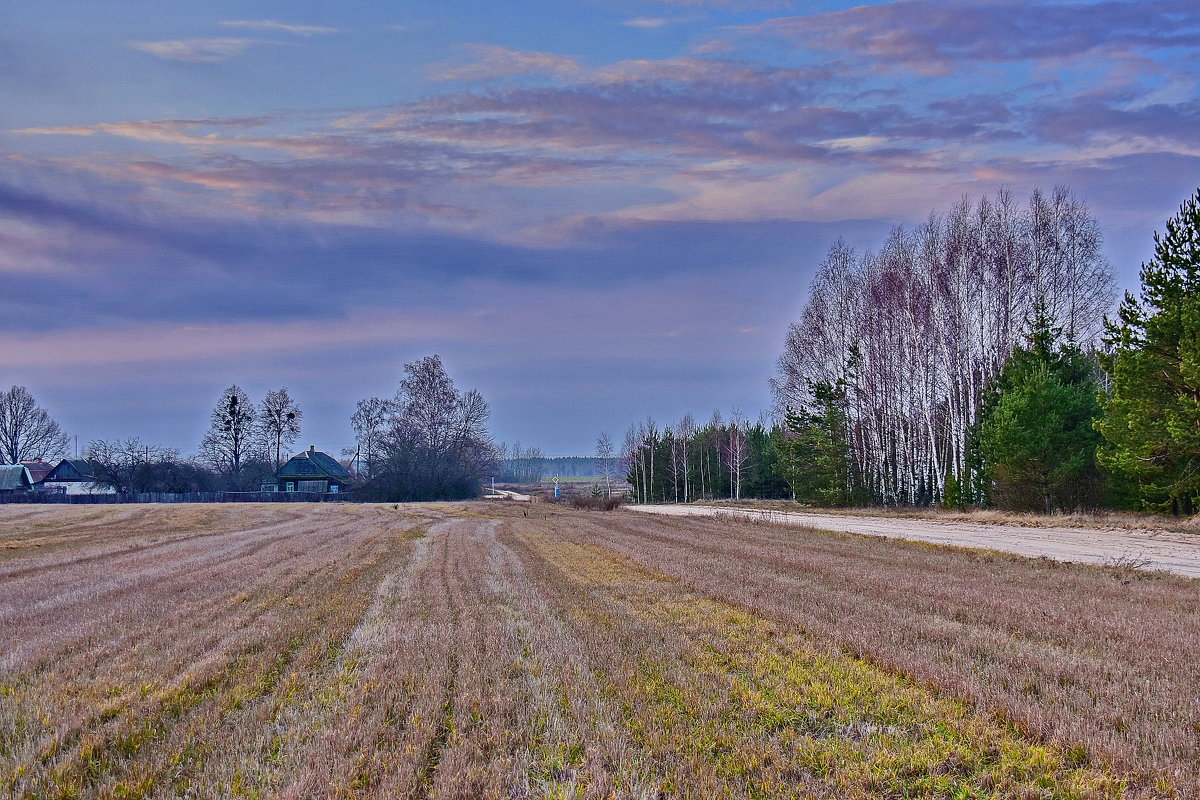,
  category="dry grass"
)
[576,507,1200,795]
[0,502,1194,798]
[707,499,1200,535]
